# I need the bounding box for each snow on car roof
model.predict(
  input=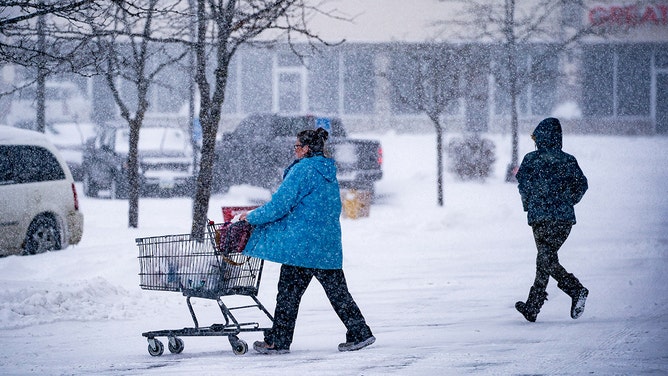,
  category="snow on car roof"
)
[0,125,51,146]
